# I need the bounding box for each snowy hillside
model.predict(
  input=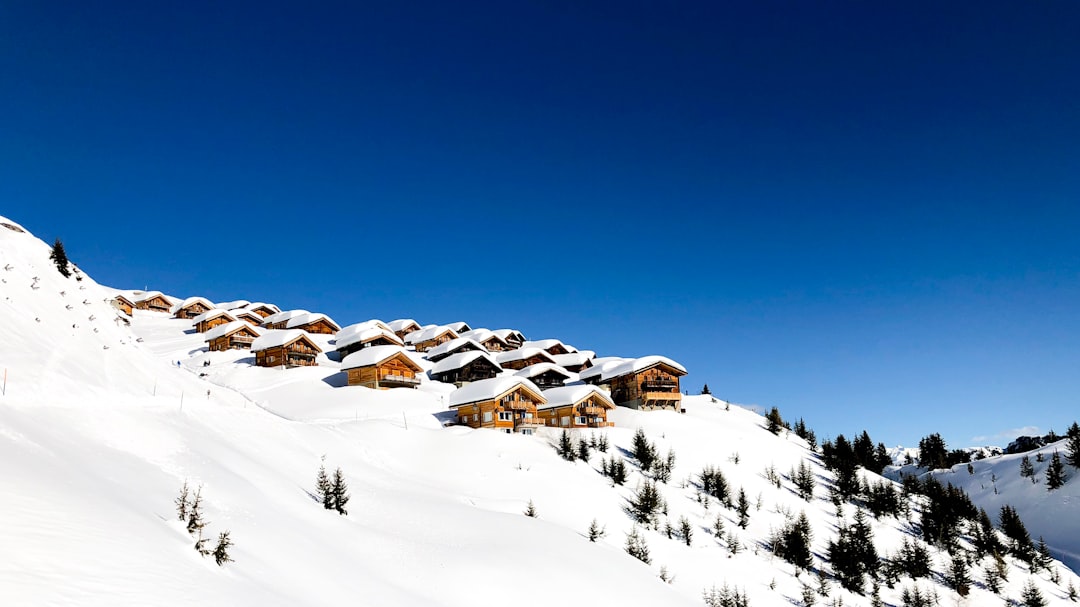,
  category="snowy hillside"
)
[2,215,1078,606]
